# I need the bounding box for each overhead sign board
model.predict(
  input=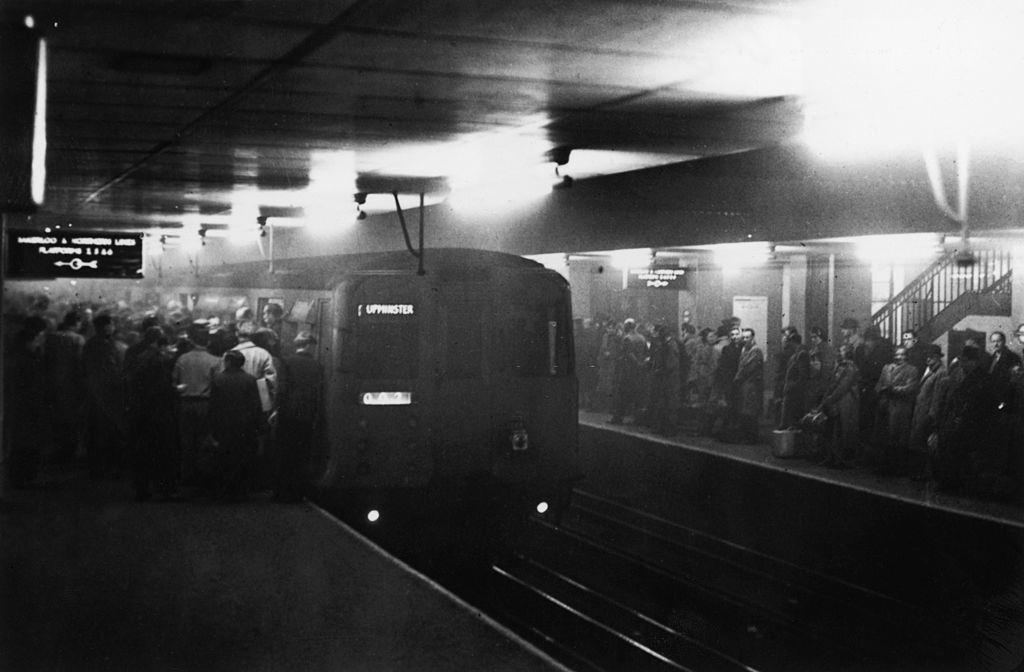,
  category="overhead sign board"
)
[5,230,144,279]
[627,267,689,290]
